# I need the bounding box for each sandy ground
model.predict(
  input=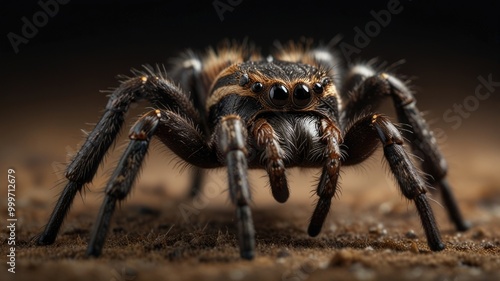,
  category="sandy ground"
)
[1,126,500,281]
